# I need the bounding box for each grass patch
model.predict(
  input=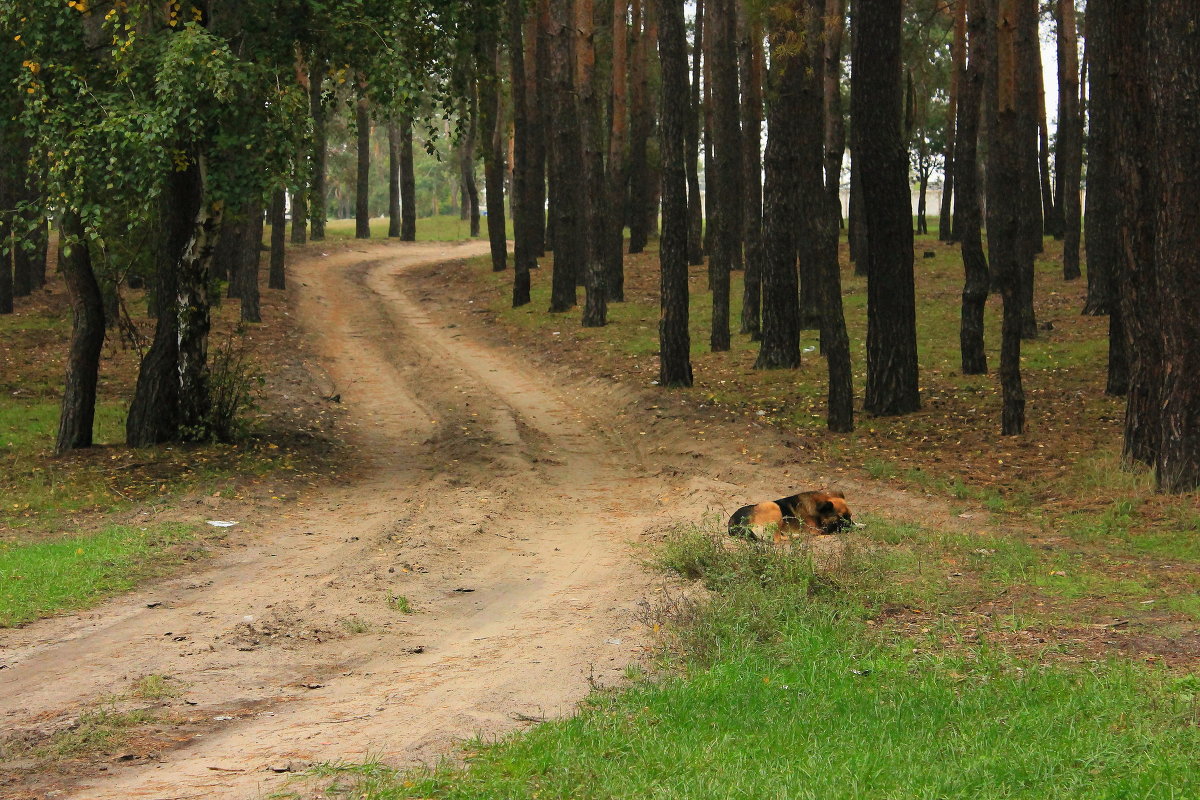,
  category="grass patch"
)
[387,593,414,614]
[35,706,158,761]
[0,523,202,627]
[316,523,1200,799]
